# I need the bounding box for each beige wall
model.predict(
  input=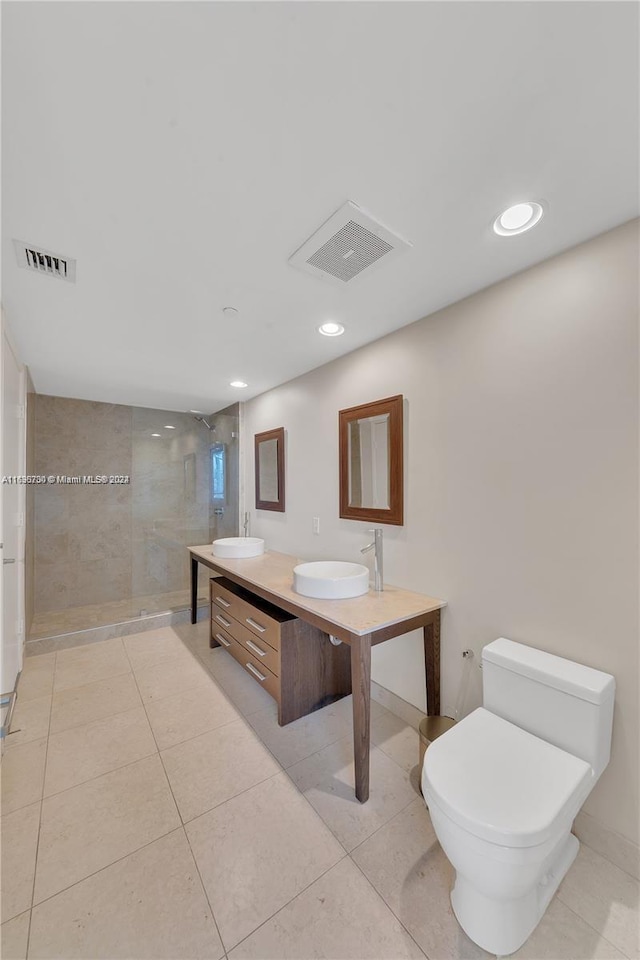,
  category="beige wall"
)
[242,220,639,850]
